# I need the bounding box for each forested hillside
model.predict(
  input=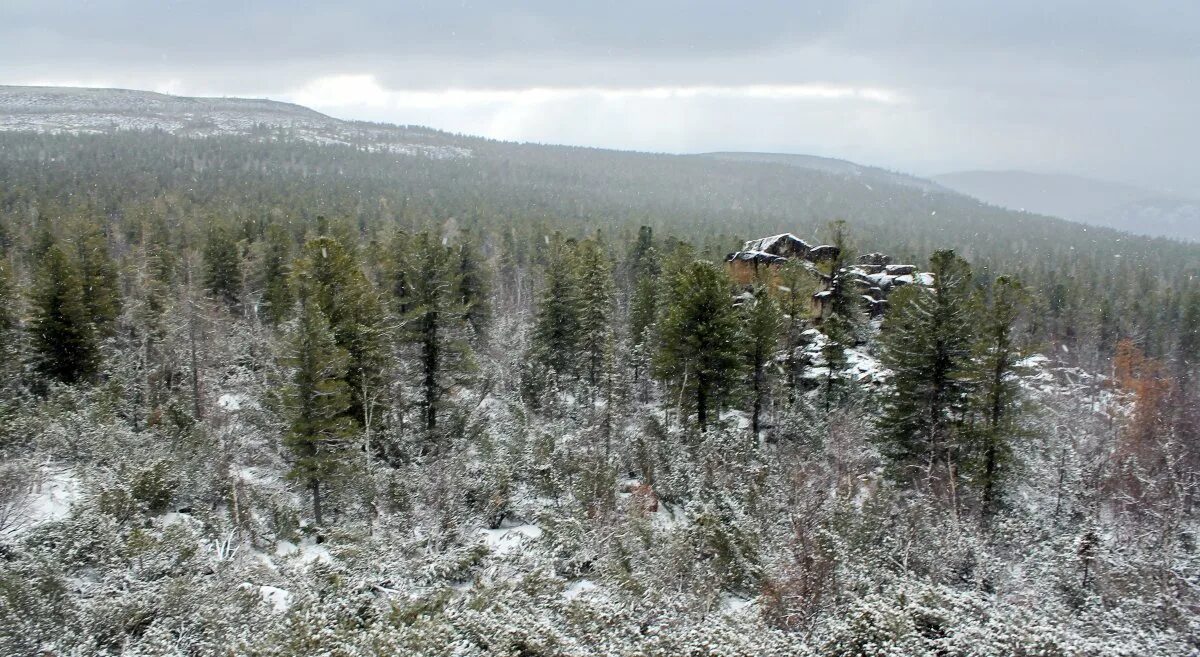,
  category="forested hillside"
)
[1,126,1198,655]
